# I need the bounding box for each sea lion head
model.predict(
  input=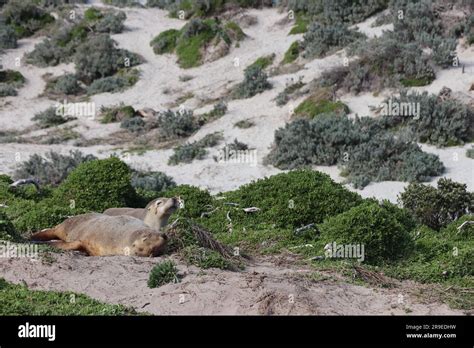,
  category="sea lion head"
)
[146,196,181,218]
[131,231,168,257]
